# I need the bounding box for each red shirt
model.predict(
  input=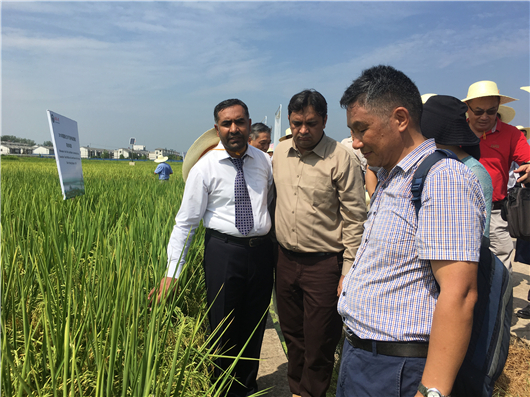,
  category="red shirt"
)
[478,118,530,202]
